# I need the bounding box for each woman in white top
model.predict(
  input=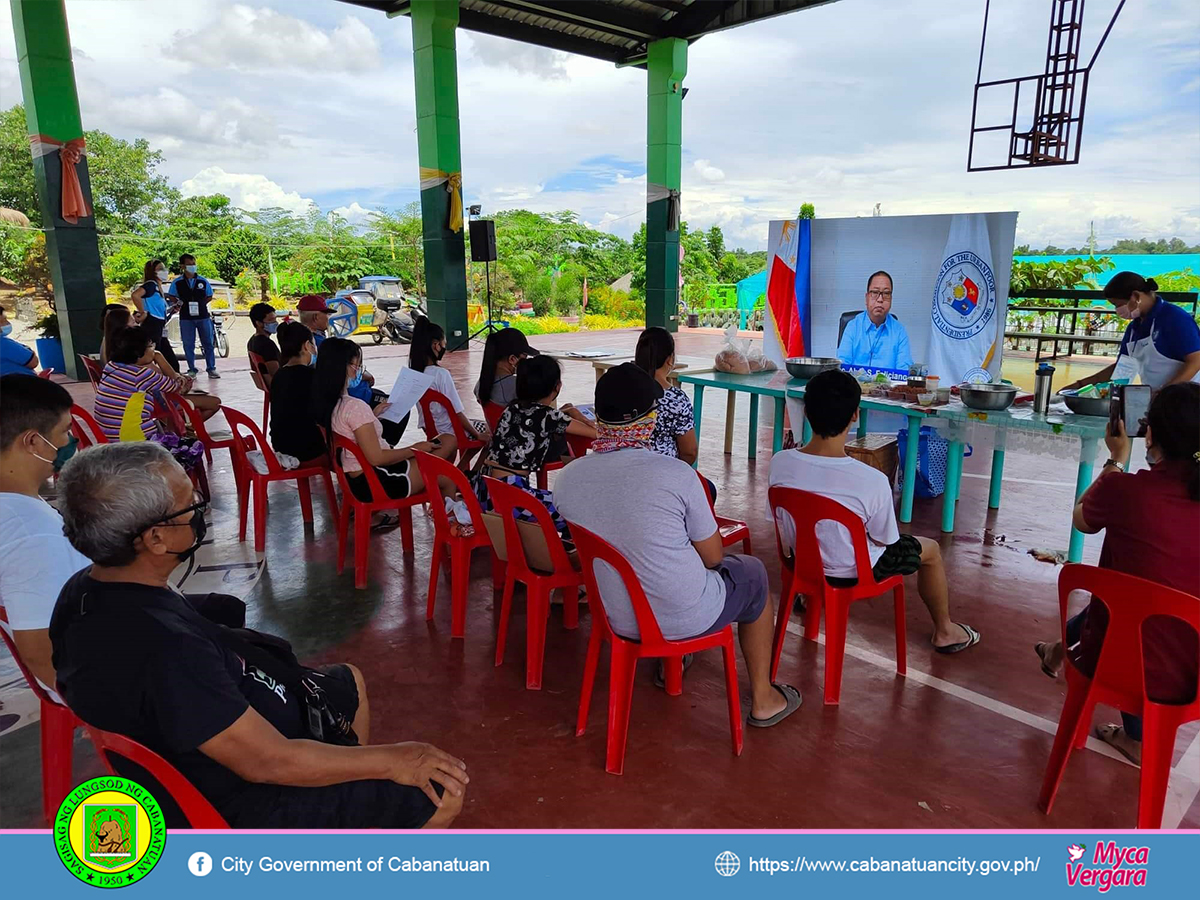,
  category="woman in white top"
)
[410,316,491,470]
